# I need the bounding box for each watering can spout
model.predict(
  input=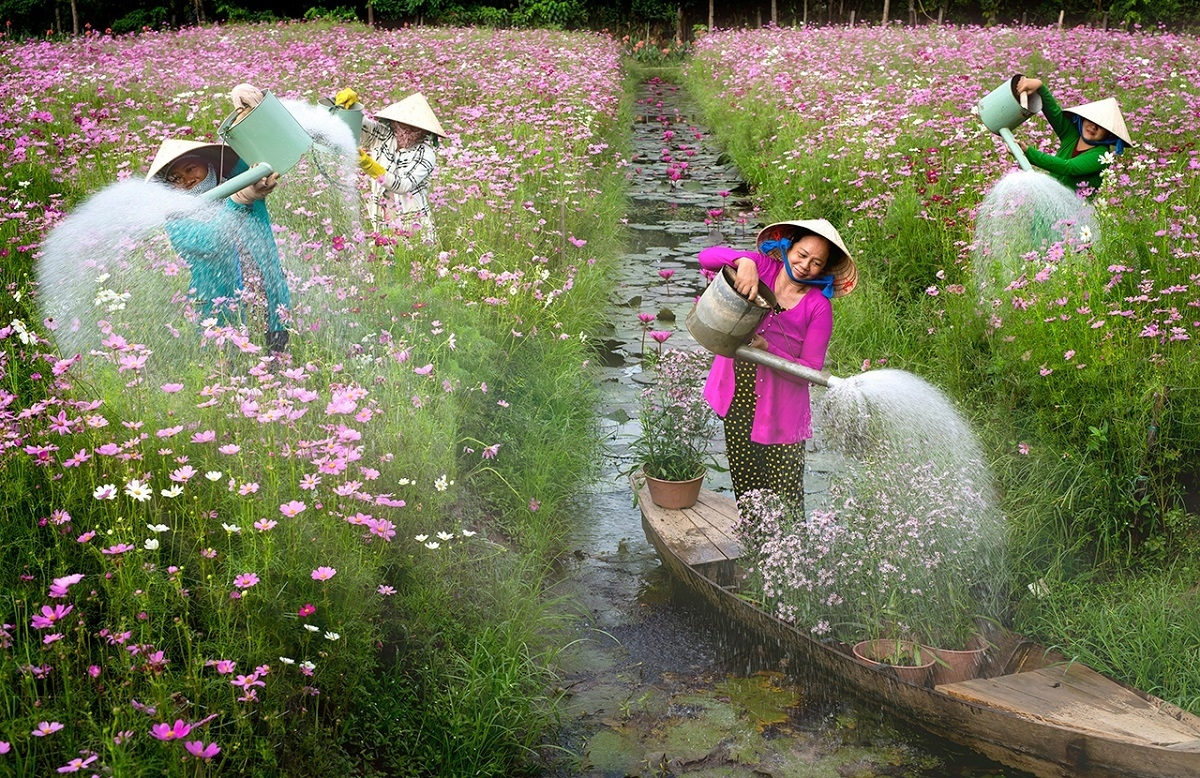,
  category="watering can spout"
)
[199,162,275,202]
